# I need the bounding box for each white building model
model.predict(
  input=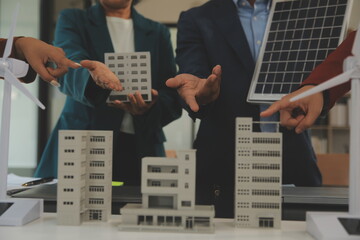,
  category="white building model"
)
[57,130,113,225]
[120,150,215,233]
[235,118,282,229]
[105,52,152,102]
